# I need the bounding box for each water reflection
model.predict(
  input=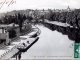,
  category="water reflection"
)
[43,23,80,43]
